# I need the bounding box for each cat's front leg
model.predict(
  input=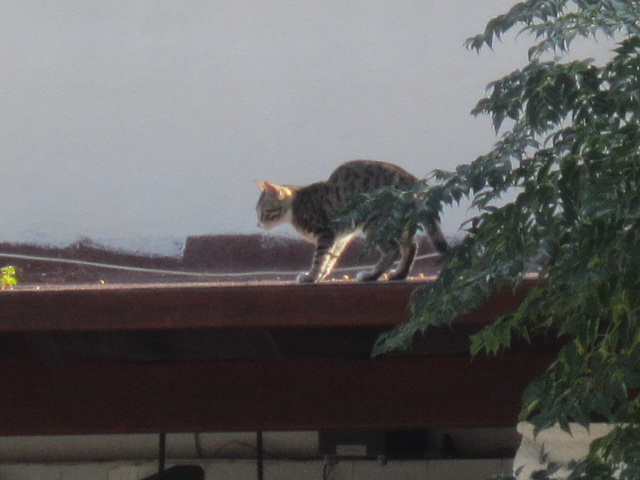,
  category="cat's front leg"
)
[296,271,319,283]
[297,231,336,283]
